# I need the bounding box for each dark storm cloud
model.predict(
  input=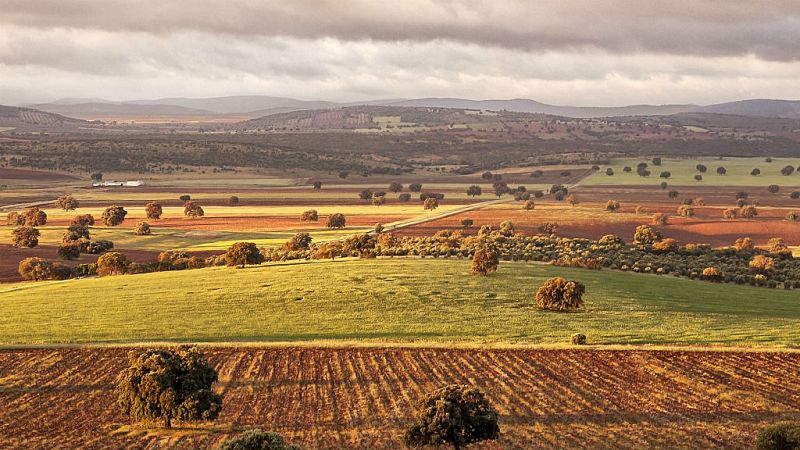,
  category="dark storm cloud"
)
[2,0,800,61]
